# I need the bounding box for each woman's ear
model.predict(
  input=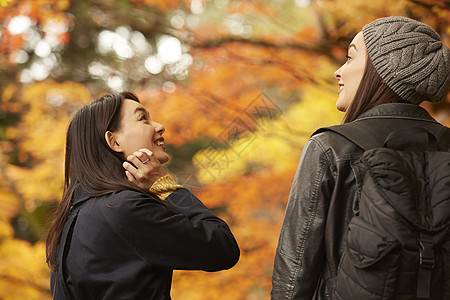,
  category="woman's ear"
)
[105,131,123,153]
